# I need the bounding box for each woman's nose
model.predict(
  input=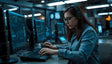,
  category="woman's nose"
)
[65,21,69,25]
